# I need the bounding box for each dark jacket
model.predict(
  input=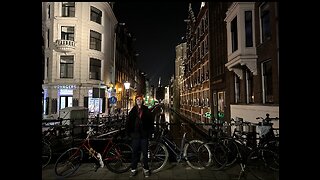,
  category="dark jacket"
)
[126,105,154,139]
